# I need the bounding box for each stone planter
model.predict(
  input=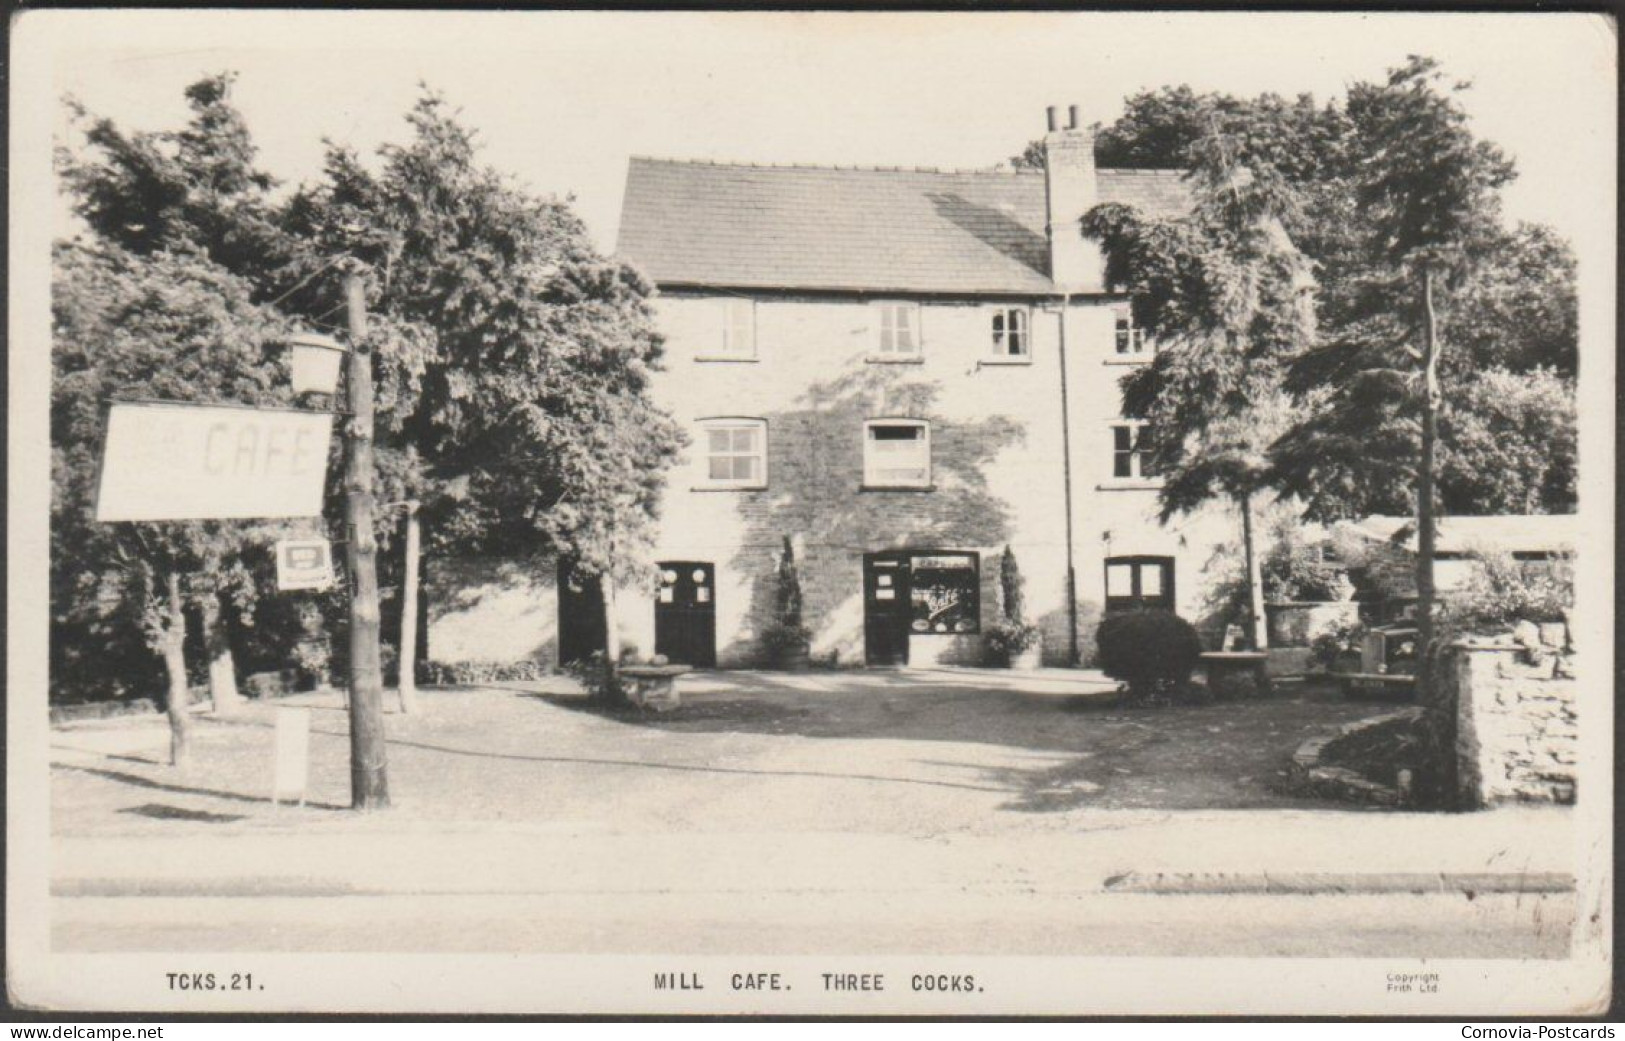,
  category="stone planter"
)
[1010,643,1043,672]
